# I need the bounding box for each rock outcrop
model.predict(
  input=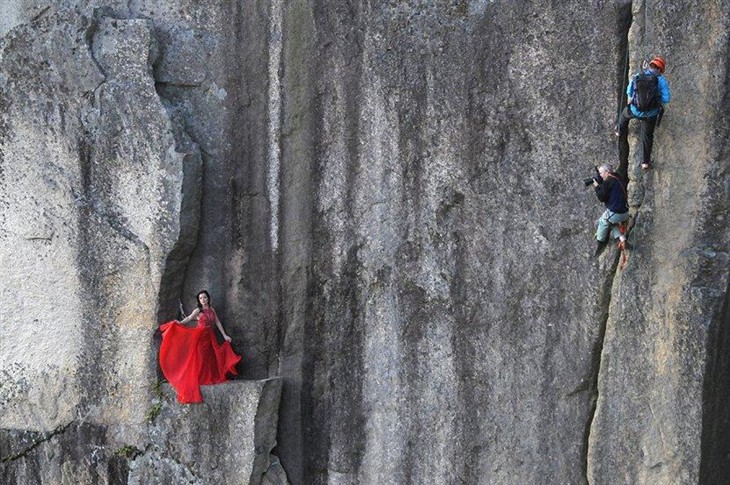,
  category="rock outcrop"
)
[2,380,285,485]
[0,6,193,445]
[0,3,284,484]
[129,379,284,485]
[1,1,728,484]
